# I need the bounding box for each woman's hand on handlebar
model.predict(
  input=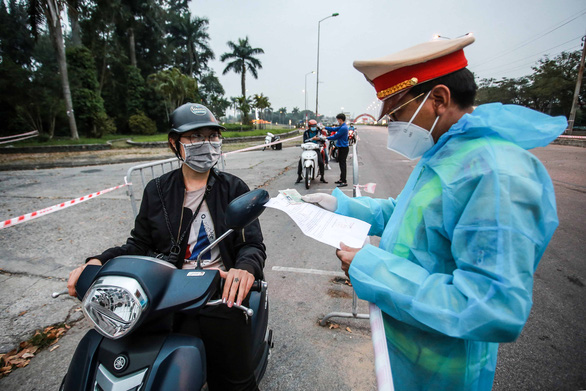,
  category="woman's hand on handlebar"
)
[67,258,102,297]
[220,268,254,308]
